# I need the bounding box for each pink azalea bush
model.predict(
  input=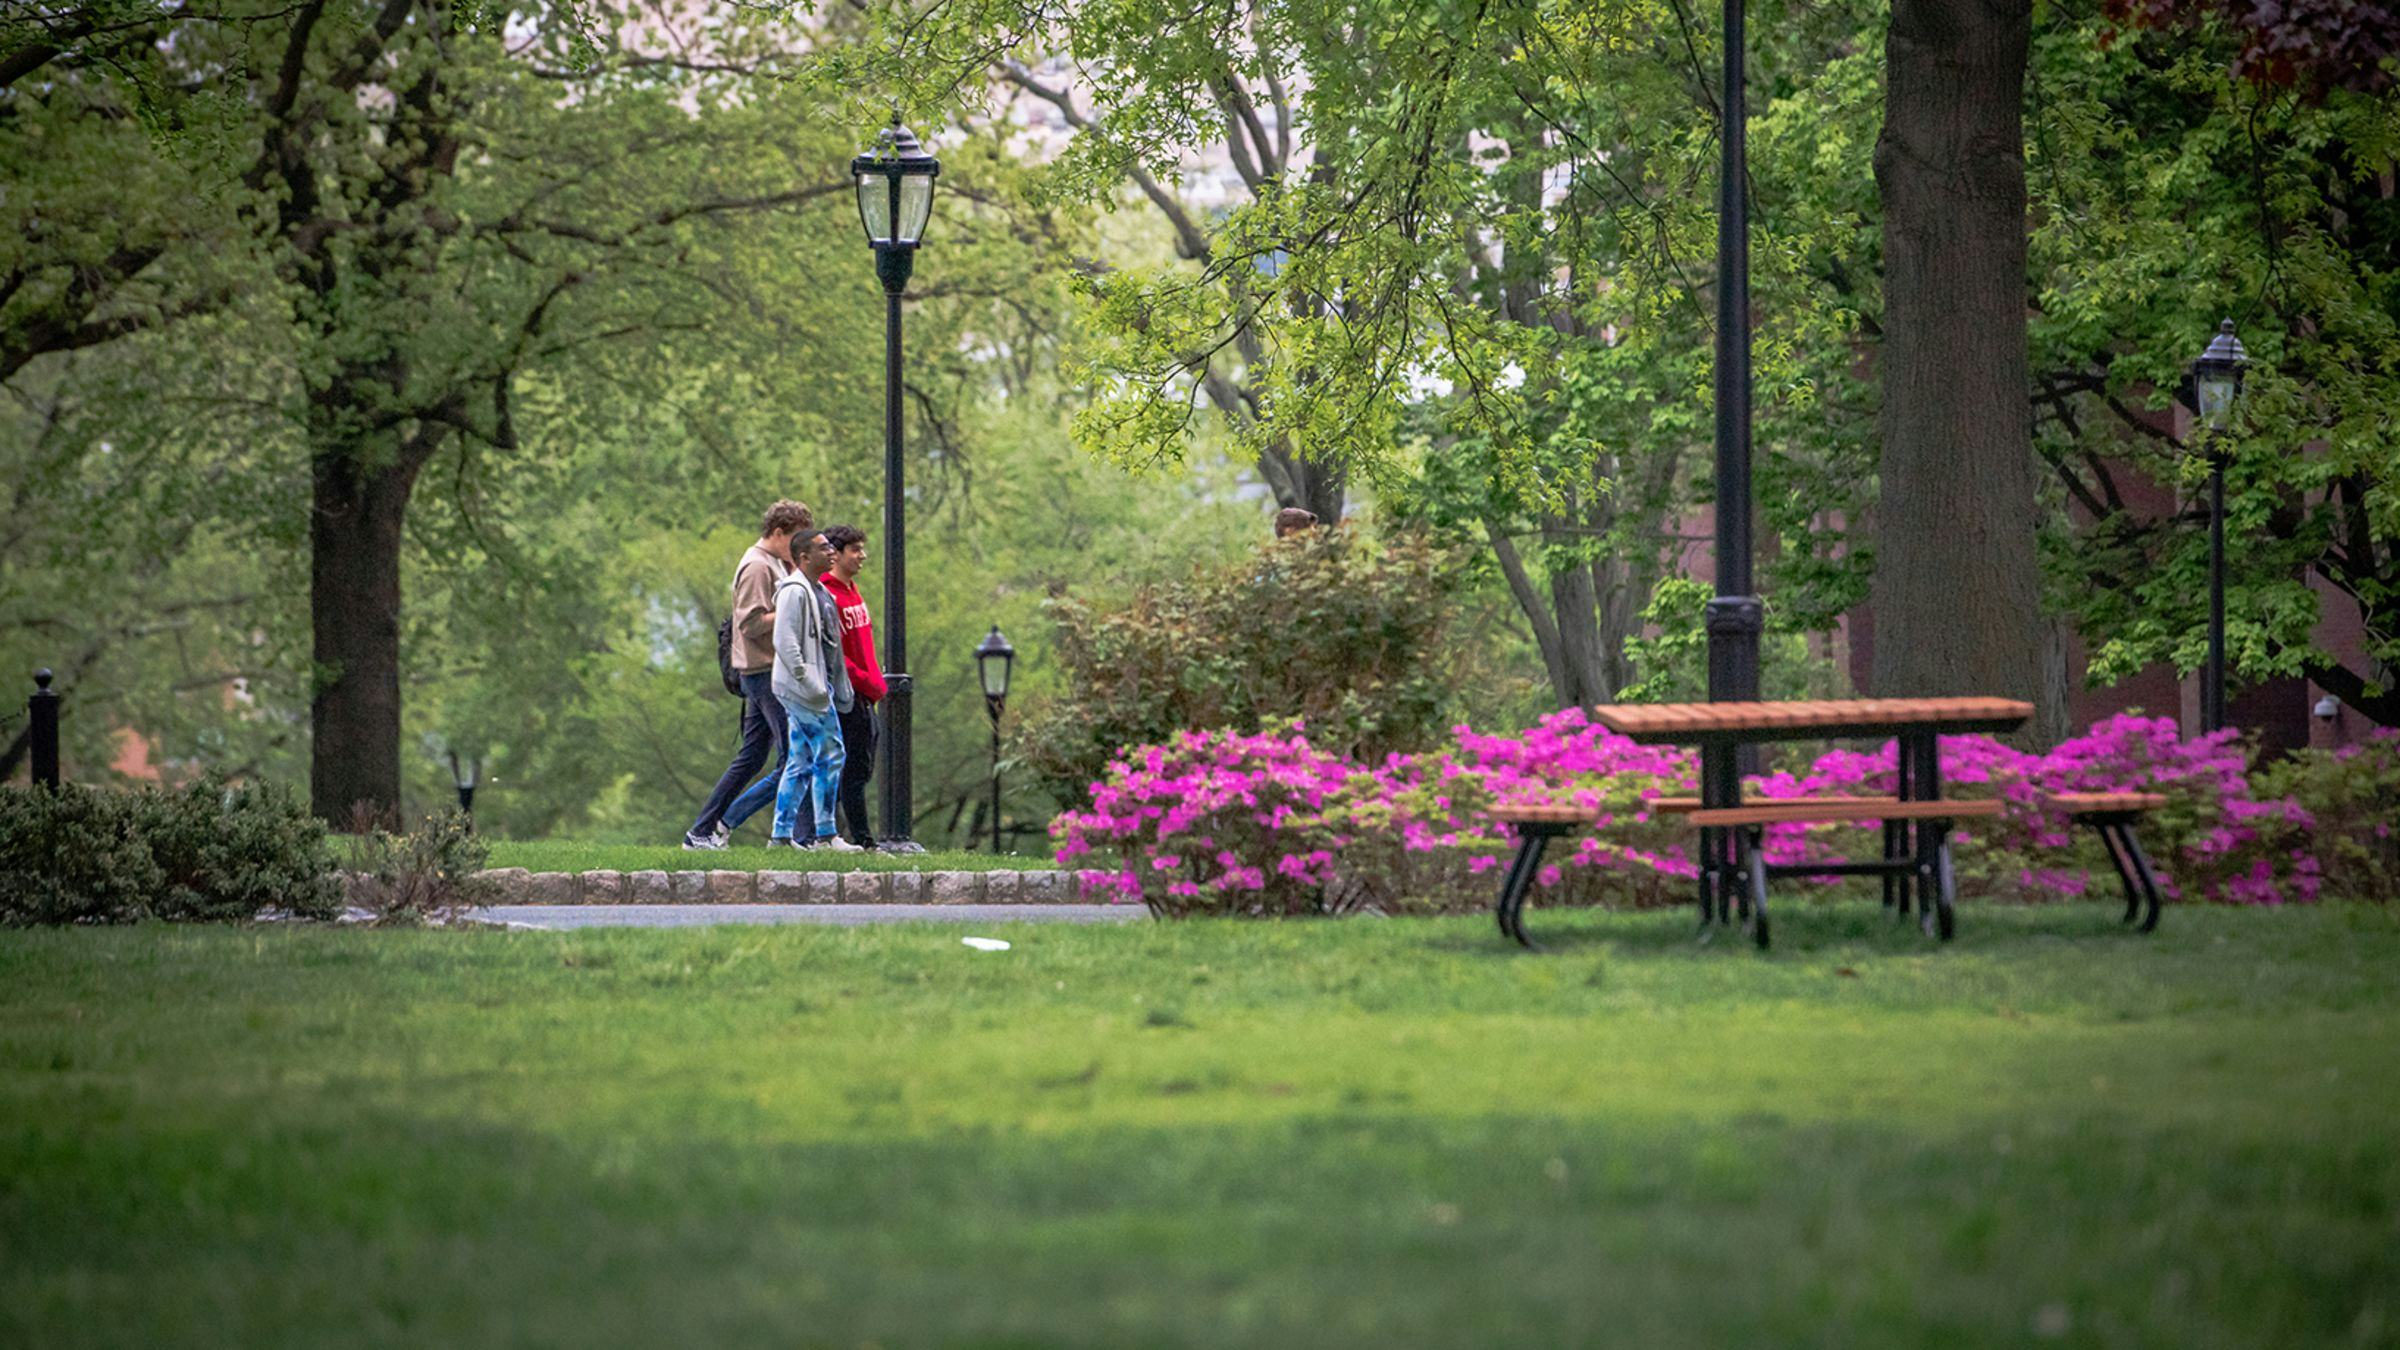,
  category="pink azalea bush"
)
[2251,727,2400,903]
[1051,726,1362,916]
[1055,710,2363,916]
